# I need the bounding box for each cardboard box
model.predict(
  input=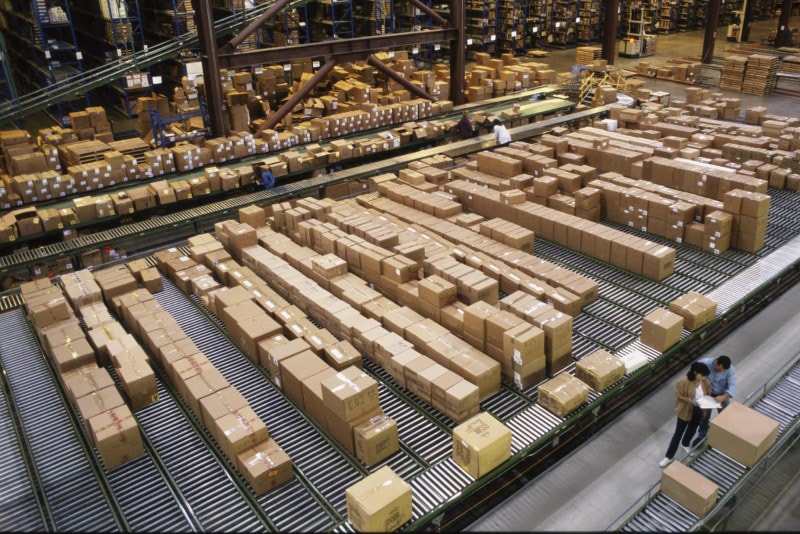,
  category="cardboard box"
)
[236,438,294,495]
[538,373,589,417]
[640,308,684,352]
[301,367,338,429]
[418,275,457,308]
[183,367,231,419]
[88,405,144,469]
[345,466,413,532]
[51,337,96,374]
[354,412,399,466]
[213,406,270,462]
[661,462,719,518]
[200,386,249,428]
[279,350,330,408]
[452,412,512,479]
[708,401,779,467]
[323,340,362,370]
[117,361,158,410]
[75,386,125,433]
[574,349,625,391]
[63,366,114,405]
[668,291,717,331]
[321,366,379,422]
